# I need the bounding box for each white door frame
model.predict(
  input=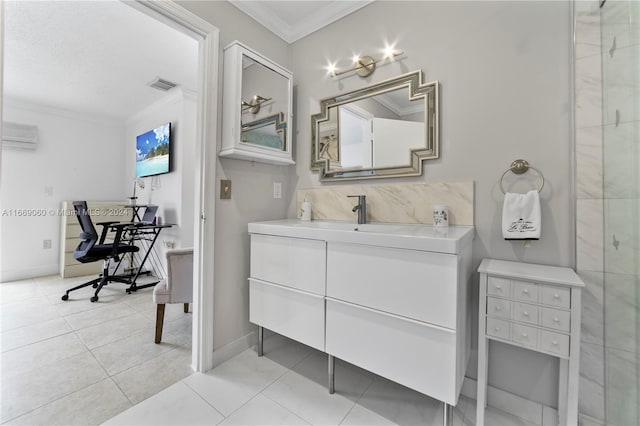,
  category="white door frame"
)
[126,0,218,373]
